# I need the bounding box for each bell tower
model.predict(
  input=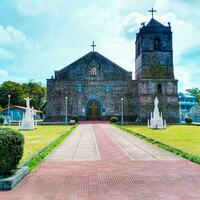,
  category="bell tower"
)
[135,13,174,79]
[135,9,179,123]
